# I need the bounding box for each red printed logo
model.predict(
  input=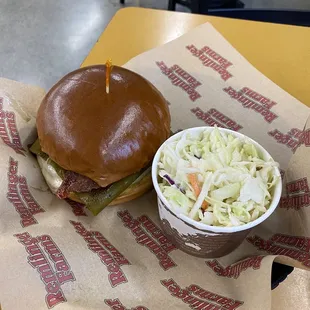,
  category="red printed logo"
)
[191,107,243,131]
[207,256,264,279]
[186,44,233,81]
[70,221,130,287]
[223,86,278,123]
[156,62,202,102]
[0,98,25,155]
[118,210,177,270]
[247,234,310,268]
[287,177,309,194]
[299,128,310,147]
[269,128,310,152]
[280,177,310,210]
[138,215,177,253]
[161,279,244,310]
[7,157,45,227]
[65,199,87,216]
[14,232,76,308]
[104,298,149,310]
[268,128,303,153]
